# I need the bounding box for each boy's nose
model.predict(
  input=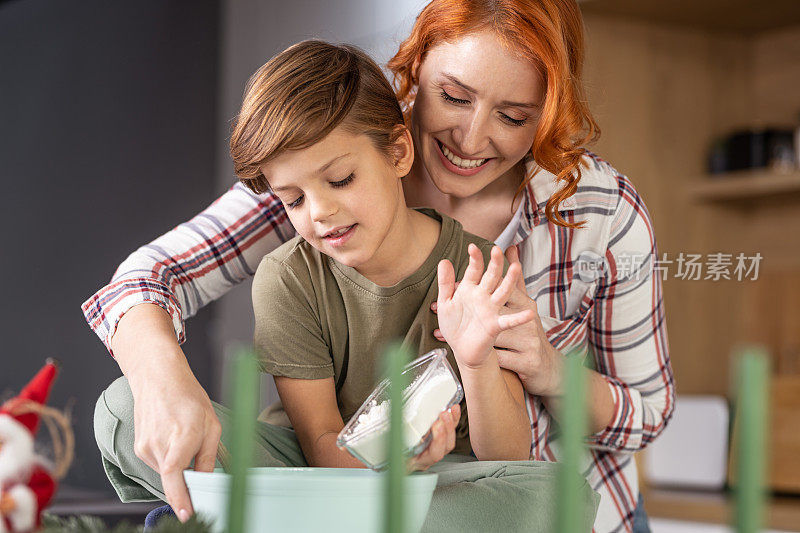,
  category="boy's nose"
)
[309,196,338,222]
